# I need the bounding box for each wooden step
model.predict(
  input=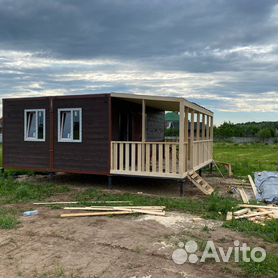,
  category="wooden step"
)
[187,171,214,195]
